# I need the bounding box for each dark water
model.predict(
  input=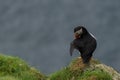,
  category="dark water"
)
[0,0,120,74]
